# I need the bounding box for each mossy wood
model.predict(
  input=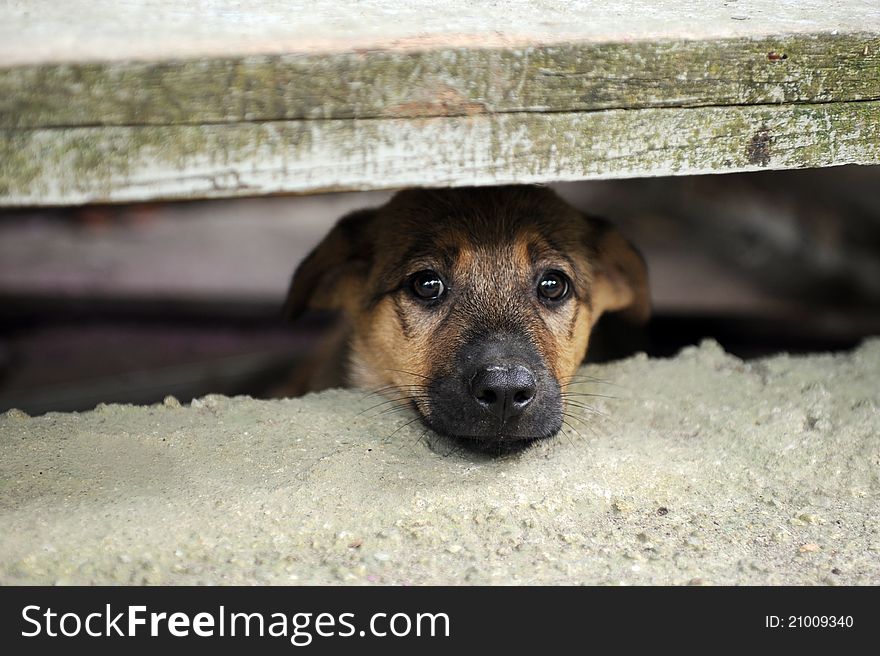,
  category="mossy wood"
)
[1,1,879,205]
